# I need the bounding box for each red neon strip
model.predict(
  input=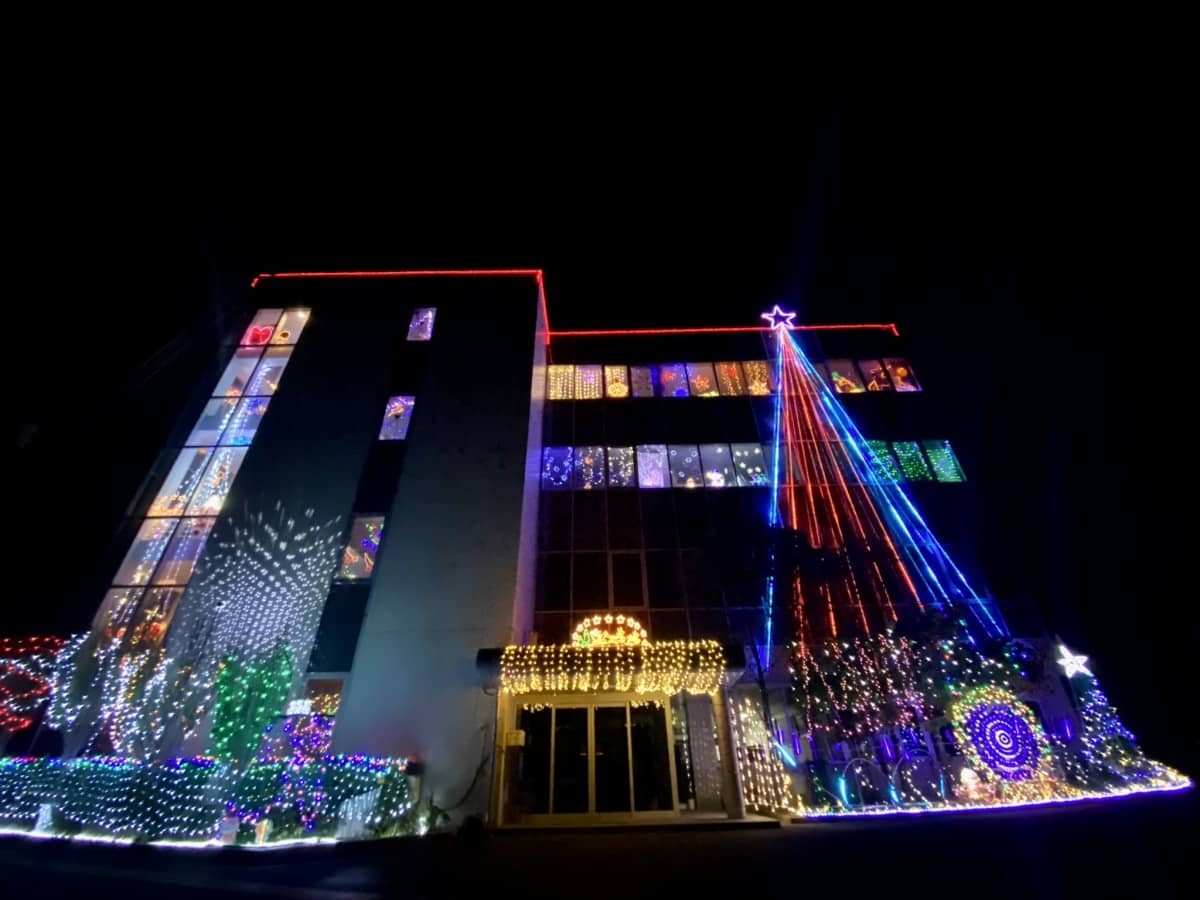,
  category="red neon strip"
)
[548,323,901,338]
